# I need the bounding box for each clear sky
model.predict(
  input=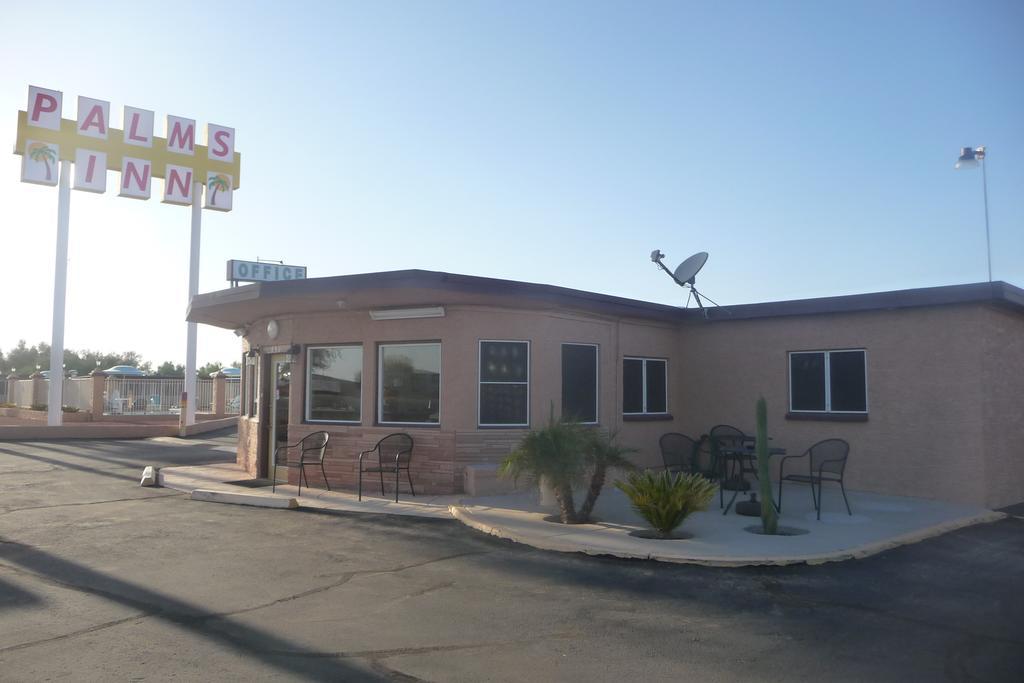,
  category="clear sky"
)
[2,1,1022,367]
